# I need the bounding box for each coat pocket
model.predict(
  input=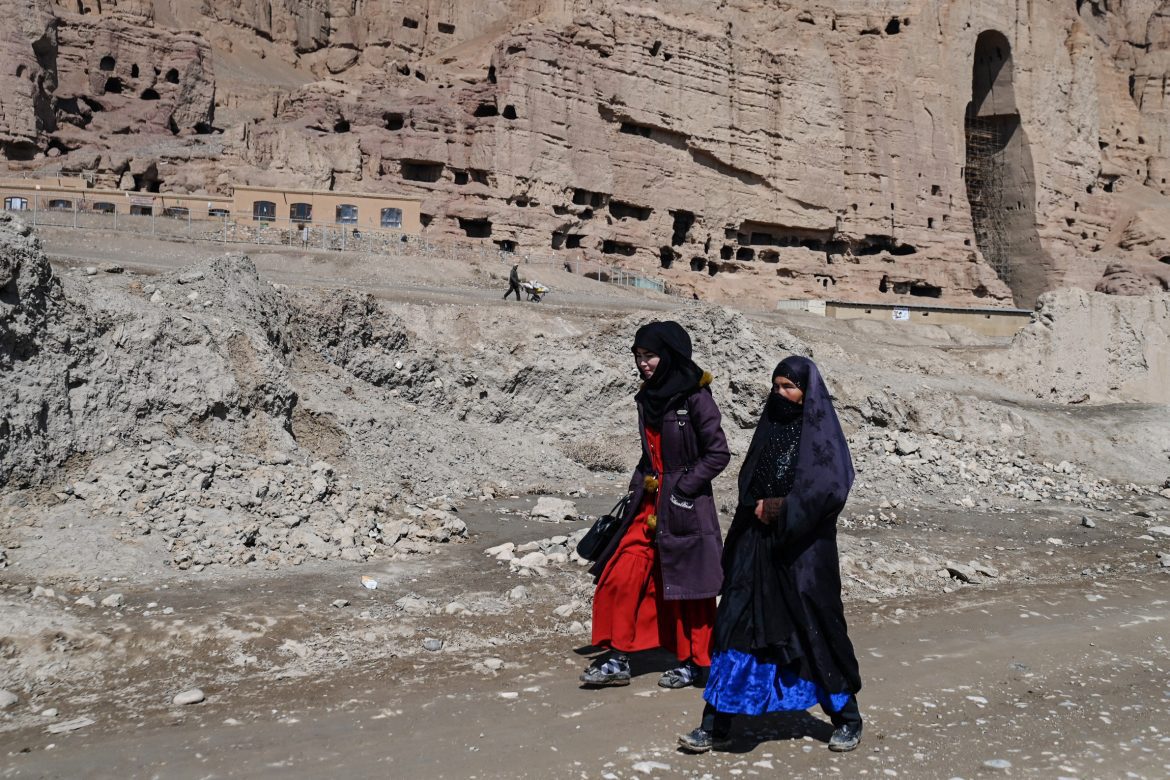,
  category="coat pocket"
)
[664,491,705,536]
